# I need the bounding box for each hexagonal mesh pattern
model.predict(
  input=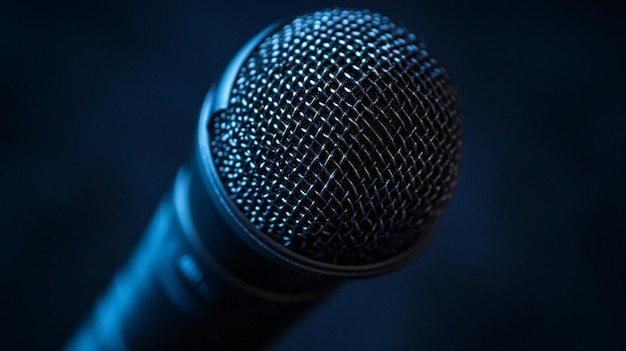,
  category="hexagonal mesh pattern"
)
[209,9,462,265]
